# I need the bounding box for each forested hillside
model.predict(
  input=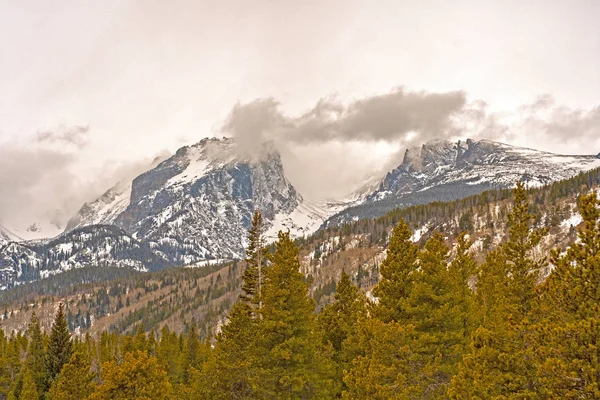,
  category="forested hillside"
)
[0,181,599,398]
[2,168,600,337]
